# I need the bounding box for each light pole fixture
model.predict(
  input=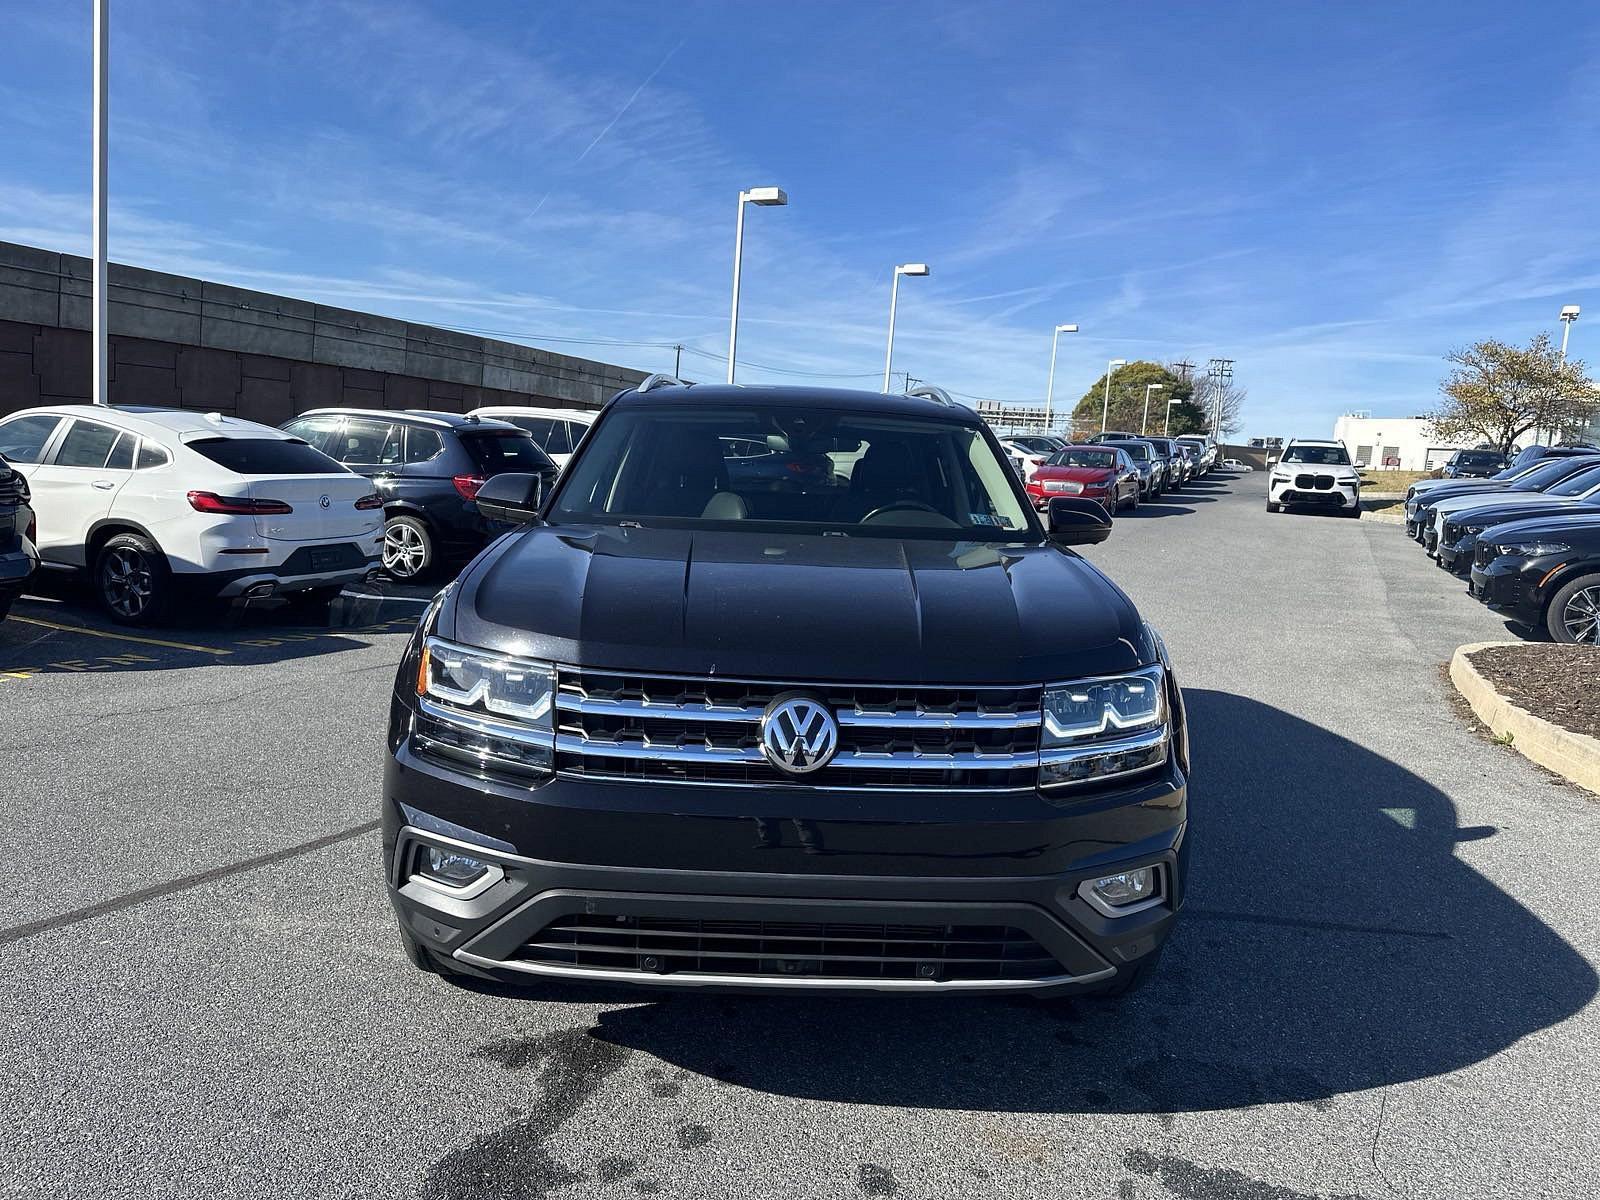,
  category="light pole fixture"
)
[1141,383,1165,435]
[882,263,929,392]
[1560,304,1581,362]
[726,186,788,384]
[1043,323,1079,430]
[92,0,109,405]
[1100,359,1127,434]
[1162,396,1181,436]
